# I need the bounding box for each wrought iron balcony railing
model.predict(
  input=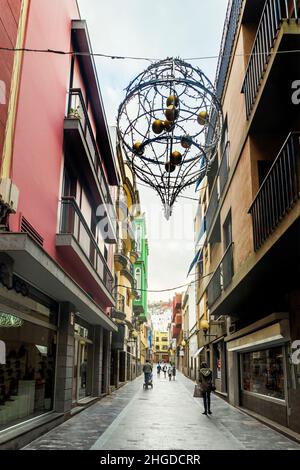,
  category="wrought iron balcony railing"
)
[206,181,219,235]
[242,0,300,119]
[249,132,300,251]
[67,88,116,224]
[114,293,125,312]
[111,293,126,321]
[207,242,234,309]
[60,196,113,292]
[219,141,230,196]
